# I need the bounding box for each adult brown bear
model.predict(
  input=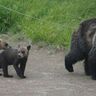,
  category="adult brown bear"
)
[0,45,31,78]
[65,18,96,80]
